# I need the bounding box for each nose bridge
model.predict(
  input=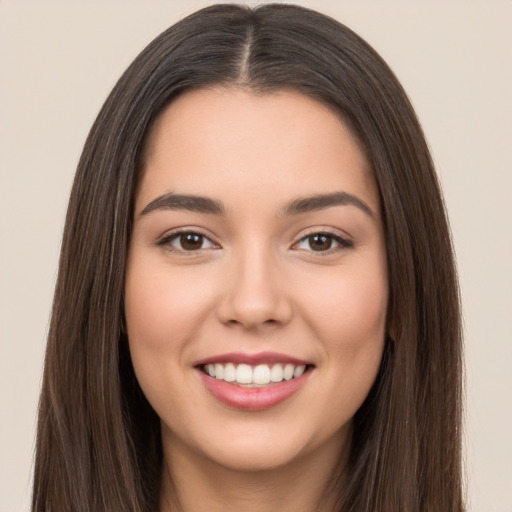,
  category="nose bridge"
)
[219,238,291,328]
